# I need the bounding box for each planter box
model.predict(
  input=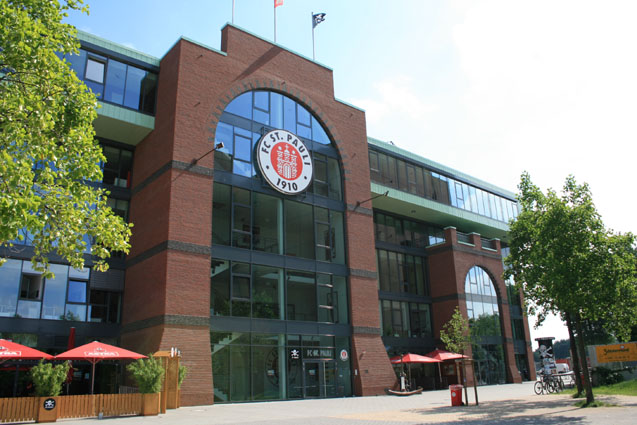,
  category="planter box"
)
[37,396,58,423]
[141,393,160,416]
